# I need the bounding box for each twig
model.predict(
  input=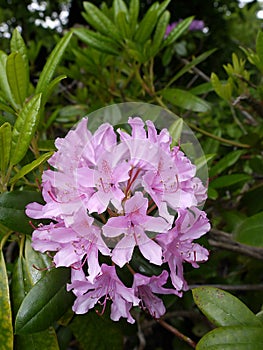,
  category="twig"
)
[157,319,196,349]
[209,228,263,260]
